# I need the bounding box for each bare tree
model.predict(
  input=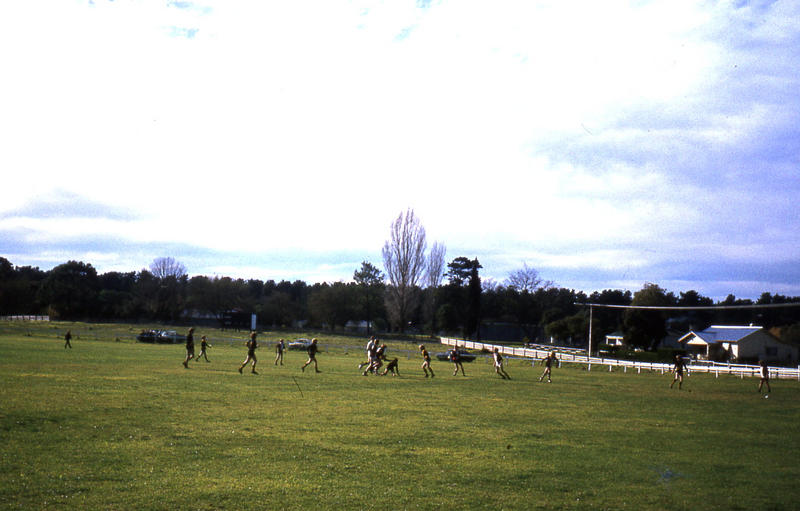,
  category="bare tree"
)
[481,278,501,293]
[422,241,446,334]
[506,262,552,293]
[382,209,427,332]
[425,242,447,289]
[149,257,187,280]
